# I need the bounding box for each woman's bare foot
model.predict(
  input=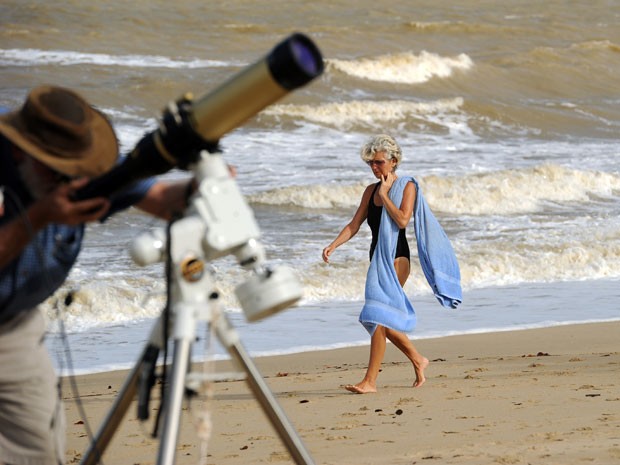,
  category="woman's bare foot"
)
[413,357,430,388]
[344,382,377,394]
